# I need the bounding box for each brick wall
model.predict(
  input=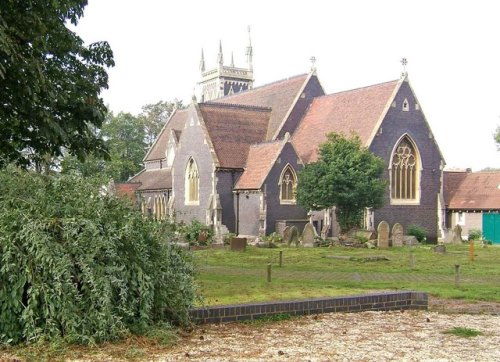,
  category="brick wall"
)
[190,291,428,324]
